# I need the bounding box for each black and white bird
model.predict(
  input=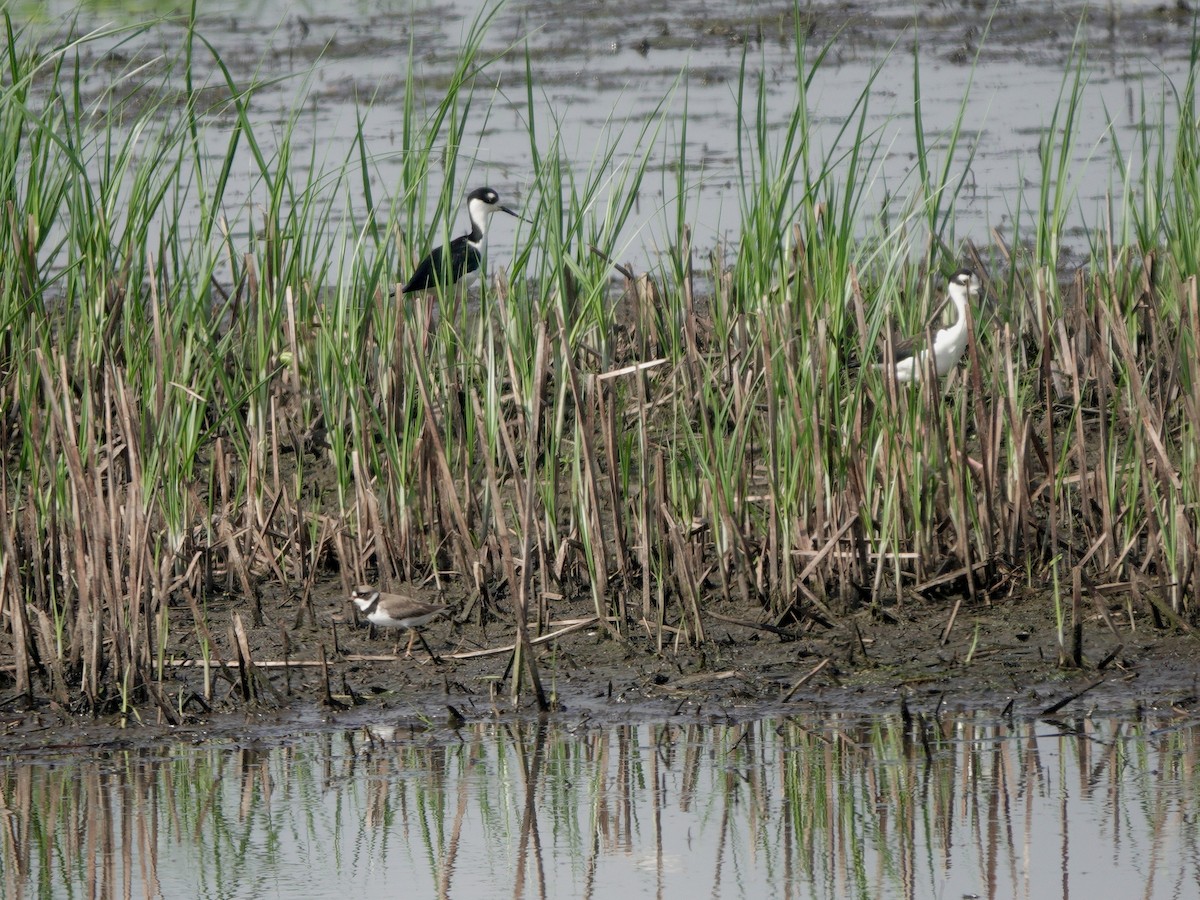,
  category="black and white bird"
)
[350,586,450,659]
[401,186,520,294]
[876,268,981,383]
